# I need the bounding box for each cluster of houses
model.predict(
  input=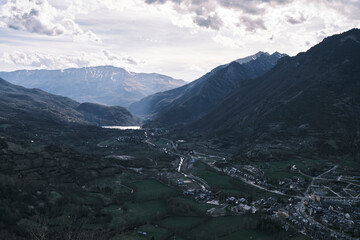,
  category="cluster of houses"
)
[223,192,360,240]
[226,196,257,214]
[277,176,307,195]
[268,196,360,240]
[183,188,214,202]
[309,200,360,237]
